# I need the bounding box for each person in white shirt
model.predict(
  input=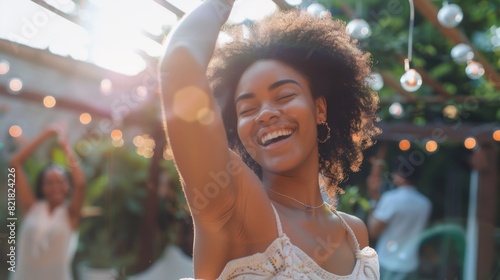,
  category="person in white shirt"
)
[369,153,432,280]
